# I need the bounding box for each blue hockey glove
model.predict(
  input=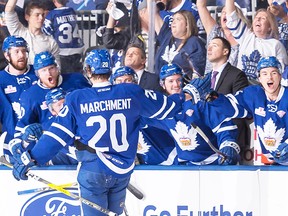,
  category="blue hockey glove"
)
[8,138,25,161]
[183,75,214,104]
[218,141,240,165]
[271,143,288,164]
[12,151,35,181]
[22,123,43,143]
